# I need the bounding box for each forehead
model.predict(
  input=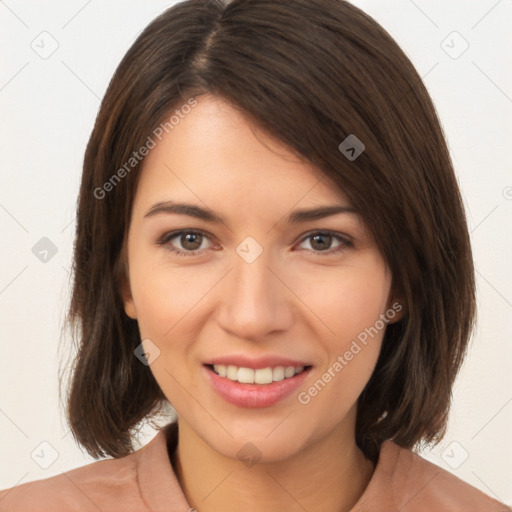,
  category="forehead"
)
[132,94,355,225]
